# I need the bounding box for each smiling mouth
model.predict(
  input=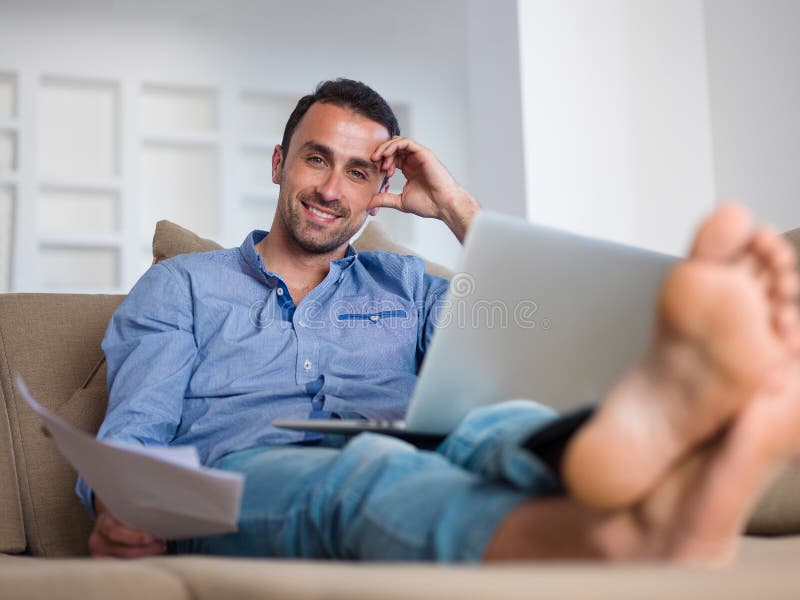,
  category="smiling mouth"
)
[302,201,342,222]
